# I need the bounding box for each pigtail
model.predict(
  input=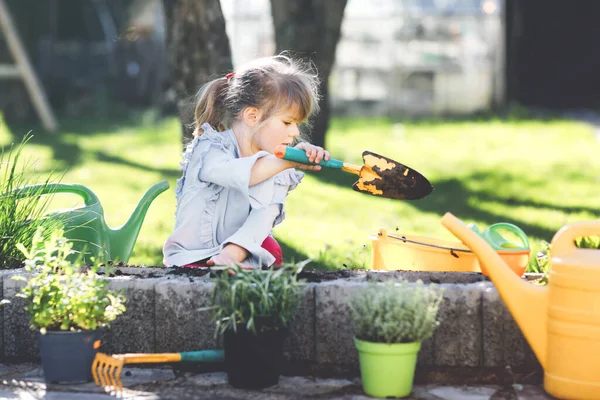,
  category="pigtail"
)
[193,78,229,135]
